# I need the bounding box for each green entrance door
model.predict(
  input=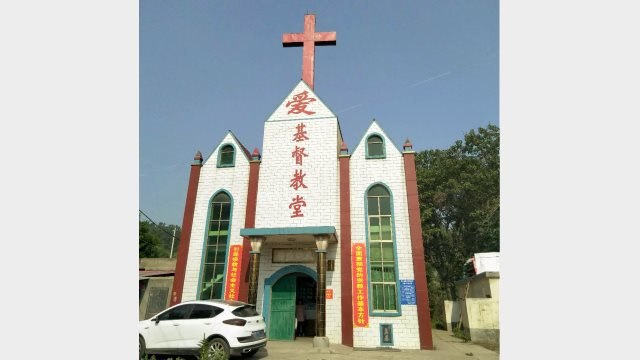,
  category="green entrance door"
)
[269,273,297,340]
